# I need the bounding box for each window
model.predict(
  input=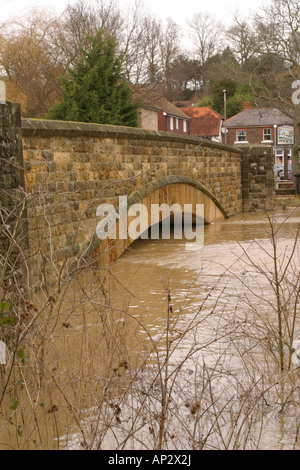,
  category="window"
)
[236,129,247,142]
[183,120,187,133]
[170,116,174,130]
[276,149,291,158]
[176,118,179,130]
[276,149,283,161]
[275,148,291,164]
[263,128,272,141]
